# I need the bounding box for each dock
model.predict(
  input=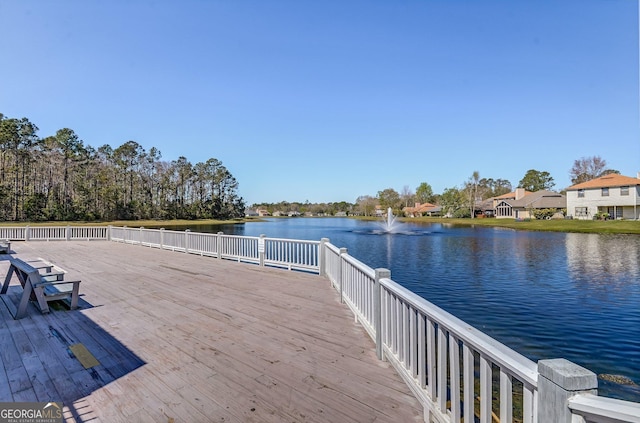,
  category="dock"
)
[0,241,423,422]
